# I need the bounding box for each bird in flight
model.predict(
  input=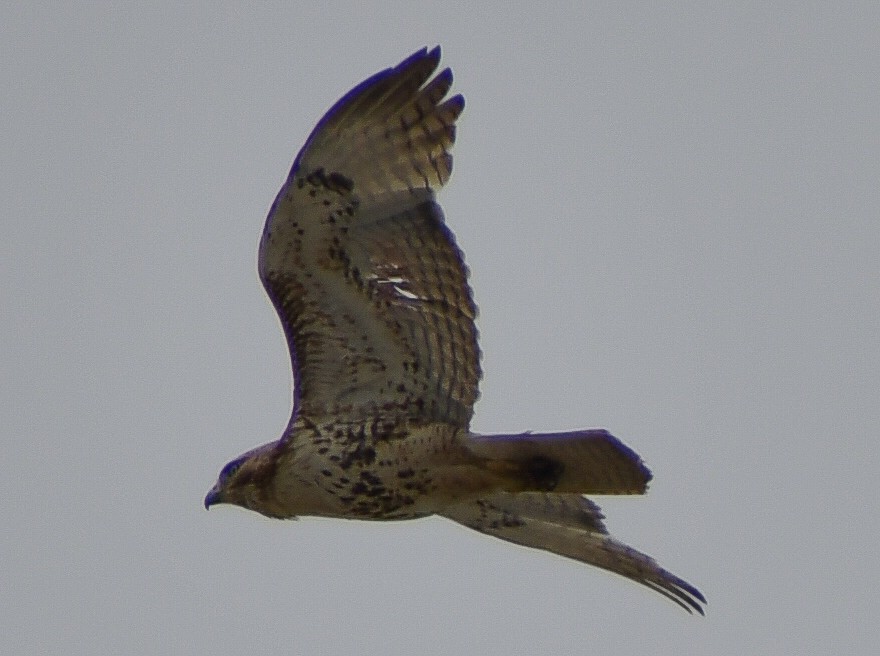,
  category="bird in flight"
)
[205,47,705,614]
